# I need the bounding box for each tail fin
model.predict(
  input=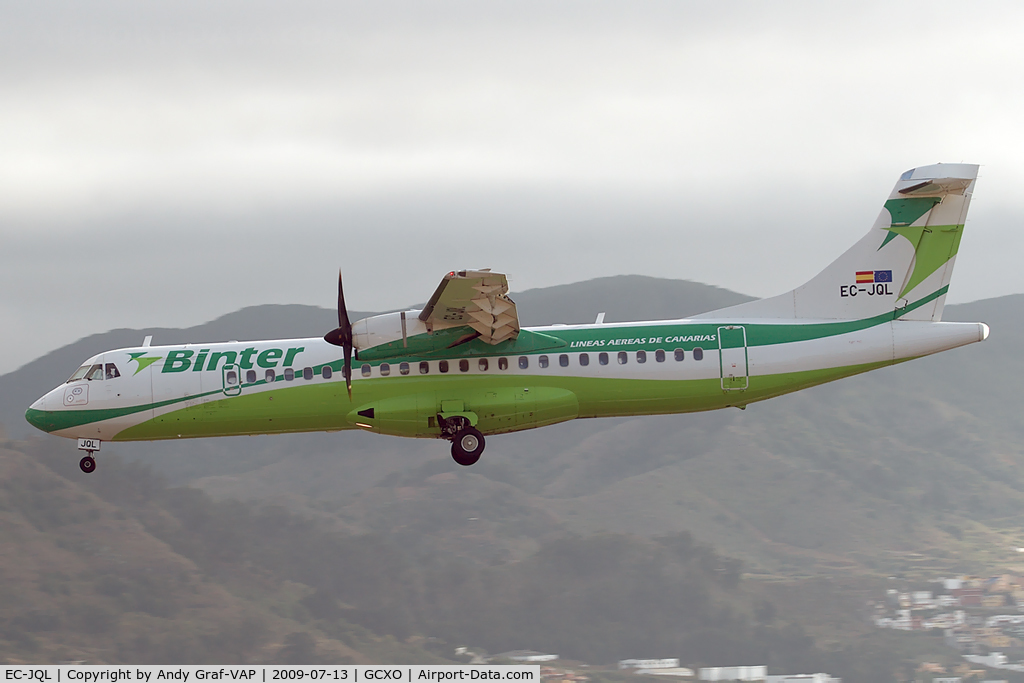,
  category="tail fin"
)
[698,163,978,322]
